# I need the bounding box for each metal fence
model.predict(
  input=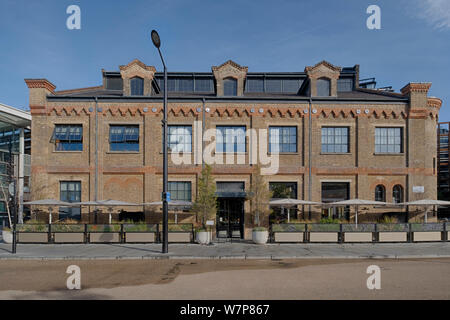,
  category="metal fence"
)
[271,222,449,243]
[14,223,194,244]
